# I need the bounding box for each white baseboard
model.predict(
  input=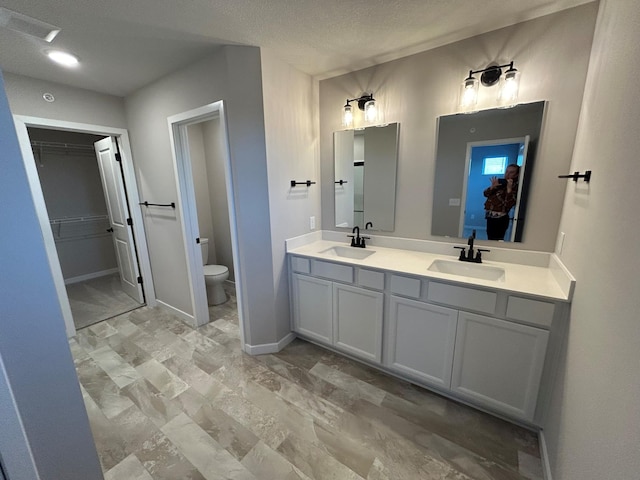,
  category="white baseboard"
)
[64,268,118,285]
[156,300,196,327]
[244,332,296,355]
[539,429,553,480]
